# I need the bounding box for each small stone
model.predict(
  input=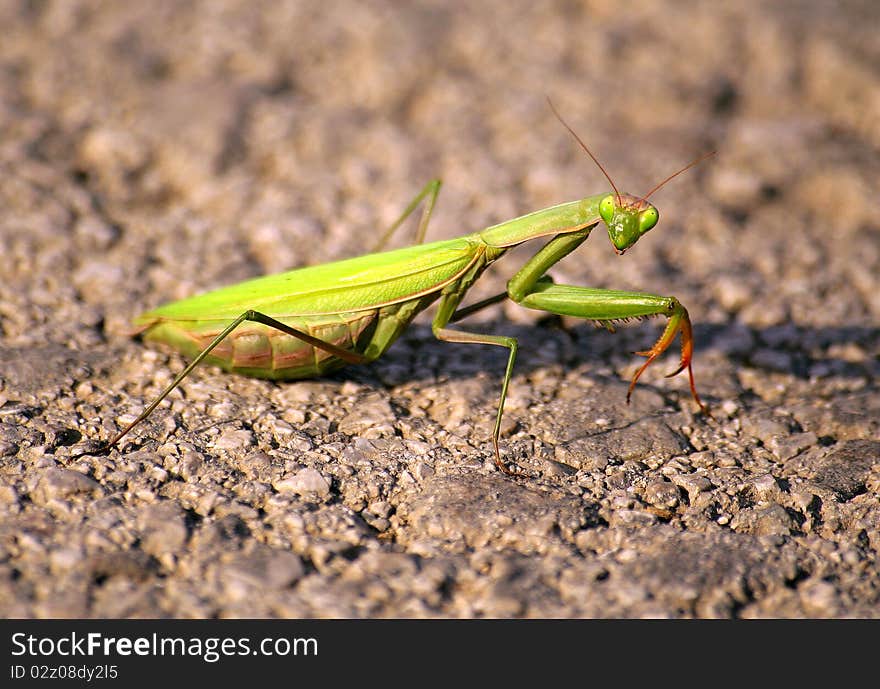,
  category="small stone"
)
[338,395,394,435]
[404,440,431,455]
[138,503,189,555]
[608,509,658,527]
[644,480,681,509]
[366,517,391,532]
[573,530,597,552]
[31,468,103,504]
[731,504,795,536]
[0,480,19,504]
[367,501,391,519]
[49,546,85,574]
[798,579,840,616]
[741,416,790,445]
[194,491,219,517]
[610,493,636,510]
[790,490,817,513]
[768,432,818,461]
[671,474,714,500]
[413,462,435,481]
[709,167,763,207]
[543,460,577,478]
[218,546,304,600]
[178,449,205,481]
[34,454,58,468]
[720,399,740,416]
[714,282,752,320]
[812,440,878,501]
[273,468,331,498]
[212,429,255,450]
[239,451,274,479]
[615,548,640,563]
[750,474,780,500]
